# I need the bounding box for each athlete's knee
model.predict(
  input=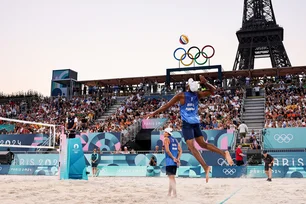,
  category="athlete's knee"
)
[195,136,207,148]
[186,141,196,151]
[200,141,208,148]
